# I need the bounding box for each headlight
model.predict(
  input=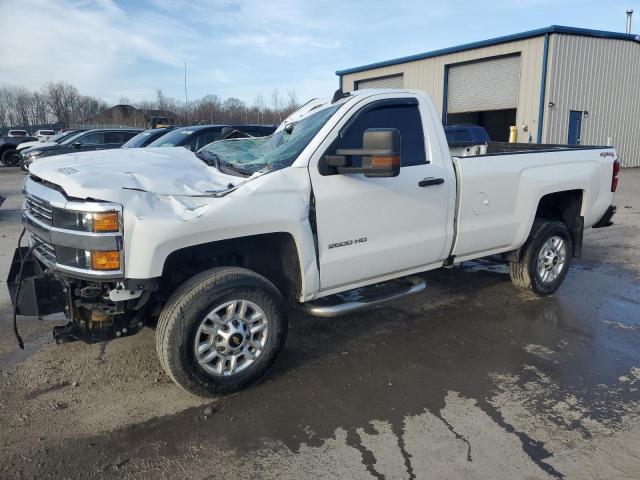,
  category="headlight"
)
[55,246,121,271]
[53,210,120,233]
